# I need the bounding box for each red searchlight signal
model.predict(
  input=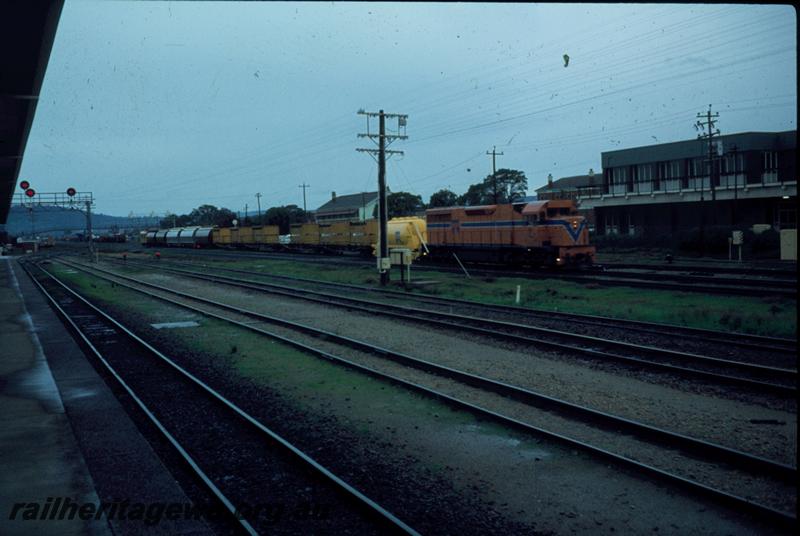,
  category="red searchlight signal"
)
[67,187,76,197]
[20,180,30,190]
[25,188,36,198]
